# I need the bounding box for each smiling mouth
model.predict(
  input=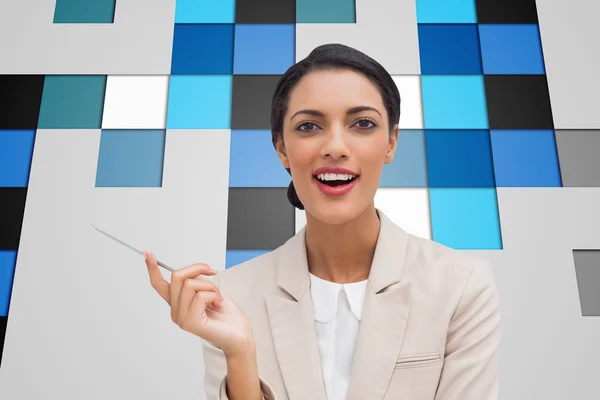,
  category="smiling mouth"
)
[317,177,357,187]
